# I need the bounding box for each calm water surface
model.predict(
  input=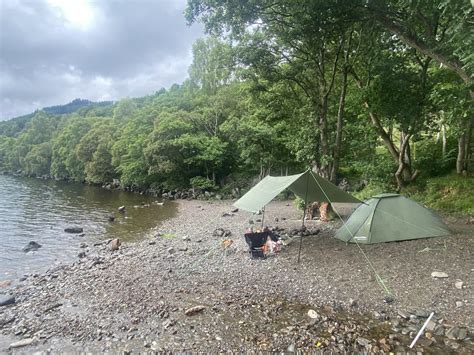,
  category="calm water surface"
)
[0,174,177,281]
